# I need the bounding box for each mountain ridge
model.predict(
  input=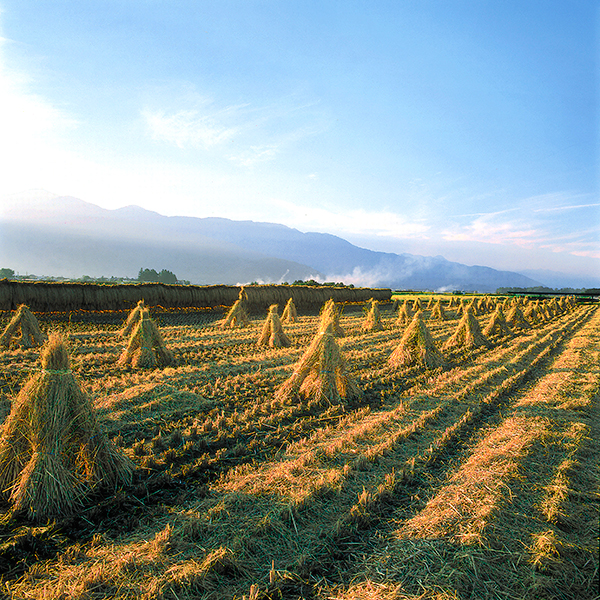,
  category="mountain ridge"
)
[0,194,543,291]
